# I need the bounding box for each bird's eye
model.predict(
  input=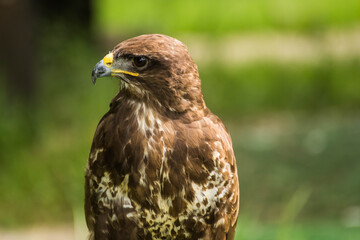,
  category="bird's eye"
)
[132,56,148,69]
